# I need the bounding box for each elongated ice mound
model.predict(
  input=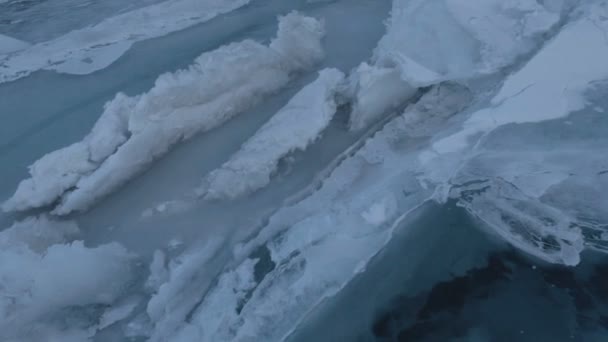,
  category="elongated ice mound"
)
[0,0,251,83]
[0,34,30,55]
[3,12,325,214]
[202,68,345,200]
[375,0,563,85]
[0,216,134,341]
